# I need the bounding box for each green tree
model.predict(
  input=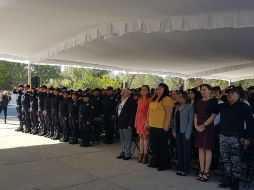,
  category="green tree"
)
[0,61,27,89]
[233,79,254,89]
[164,77,184,90]
[120,74,164,89]
[32,65,61,84]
